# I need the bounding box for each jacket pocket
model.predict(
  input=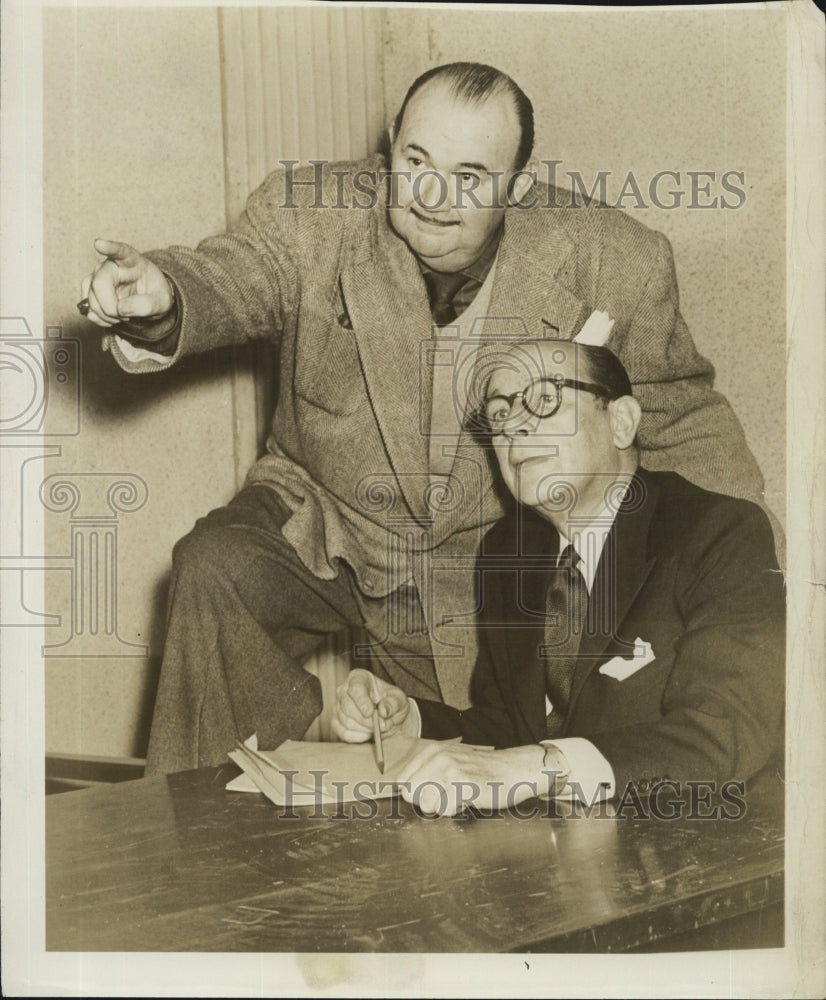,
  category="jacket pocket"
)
[293,310,364,416]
